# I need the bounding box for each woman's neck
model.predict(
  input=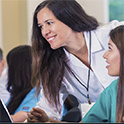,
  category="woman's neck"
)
[65,32,89,67]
